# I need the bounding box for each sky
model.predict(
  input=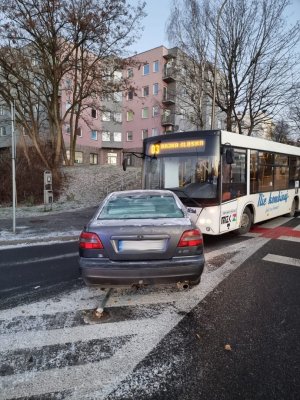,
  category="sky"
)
[129,0,300,55]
